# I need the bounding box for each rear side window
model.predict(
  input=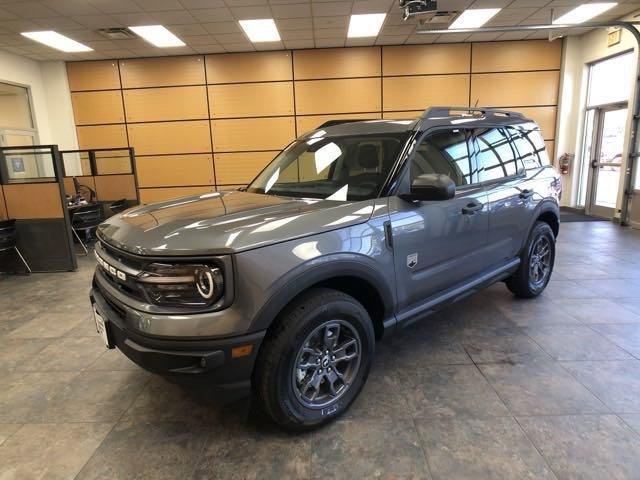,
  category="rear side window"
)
[508,125,549,169]
[473,127,523,181]
[412,129,475,186]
